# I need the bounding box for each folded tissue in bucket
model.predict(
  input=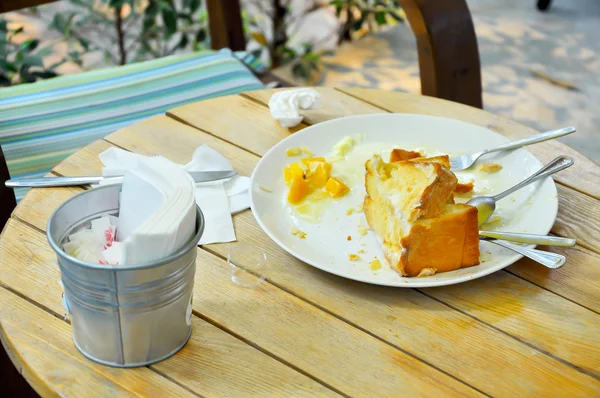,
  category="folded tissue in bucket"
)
[100,145,250,245]
[63,155,196,265]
